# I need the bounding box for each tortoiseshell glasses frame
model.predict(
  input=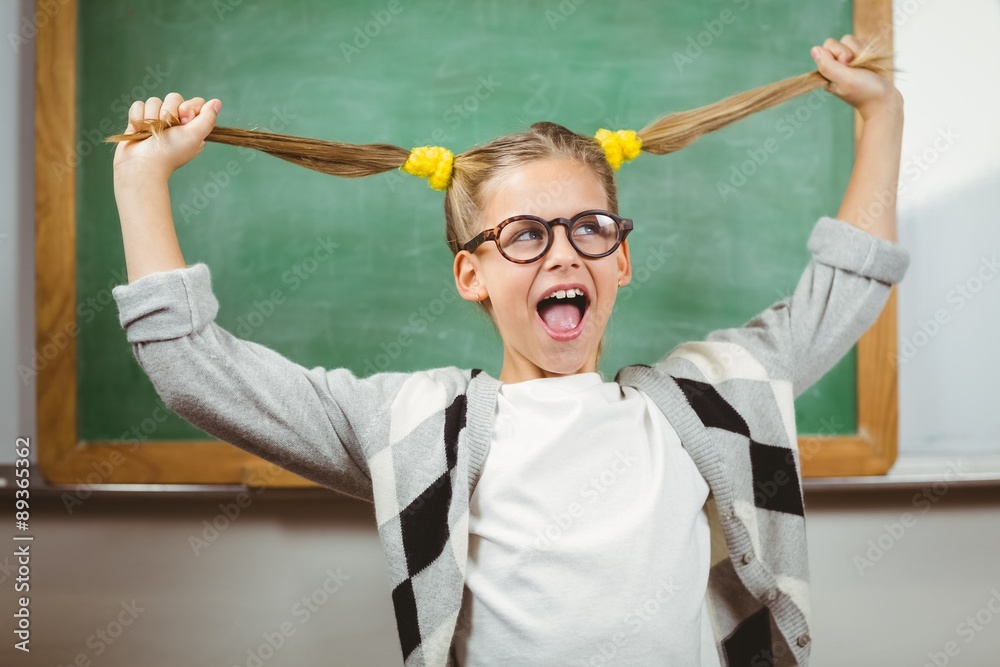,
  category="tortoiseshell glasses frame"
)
[460,210,634,264]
